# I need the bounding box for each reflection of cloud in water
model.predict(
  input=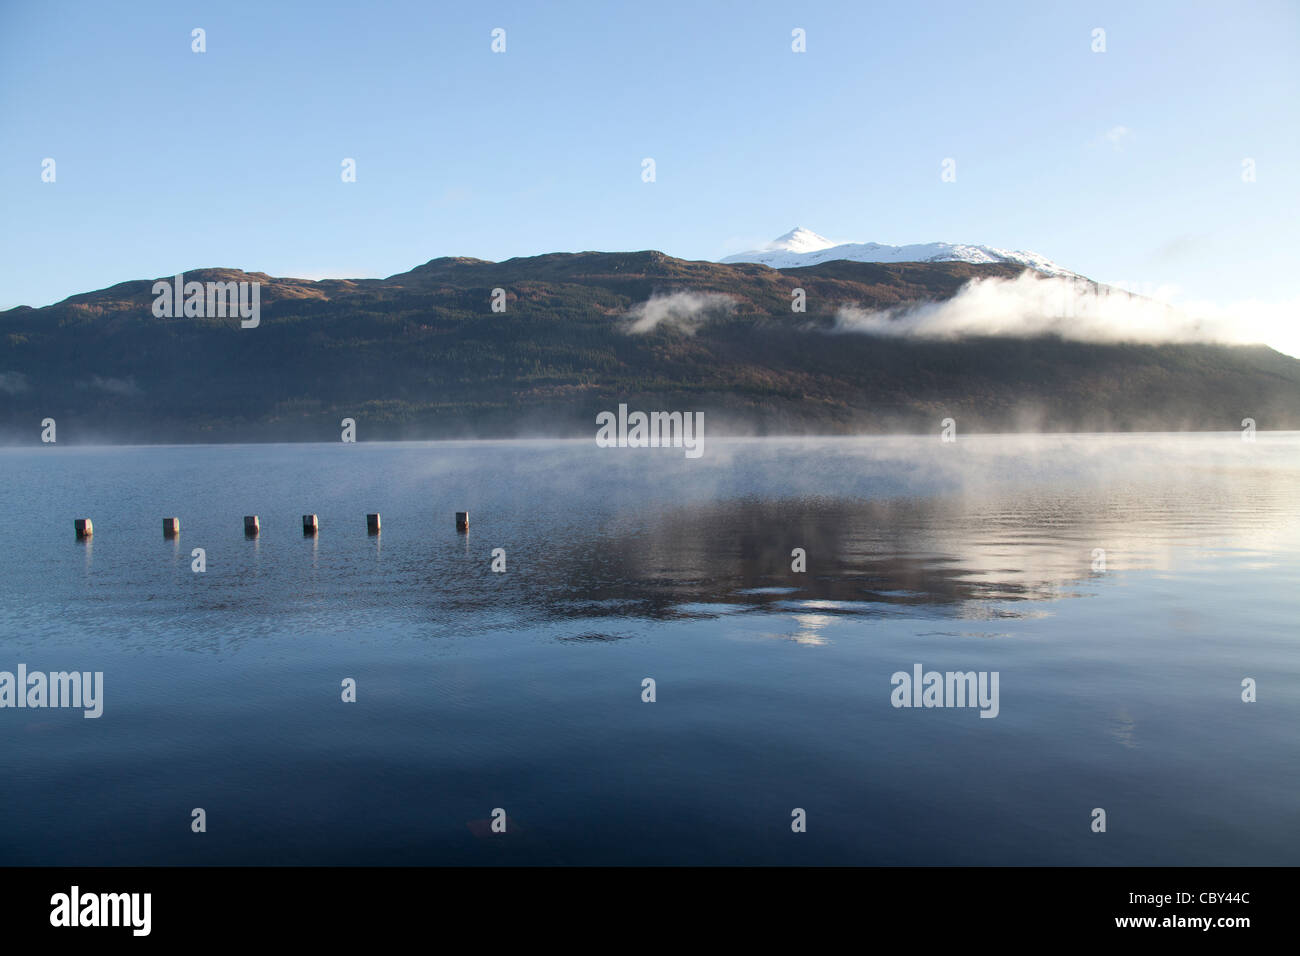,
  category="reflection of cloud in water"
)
[1110,710,1139,749]
[759,613,835,646]
[787,613,833,646]
[515,435,1300,628]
